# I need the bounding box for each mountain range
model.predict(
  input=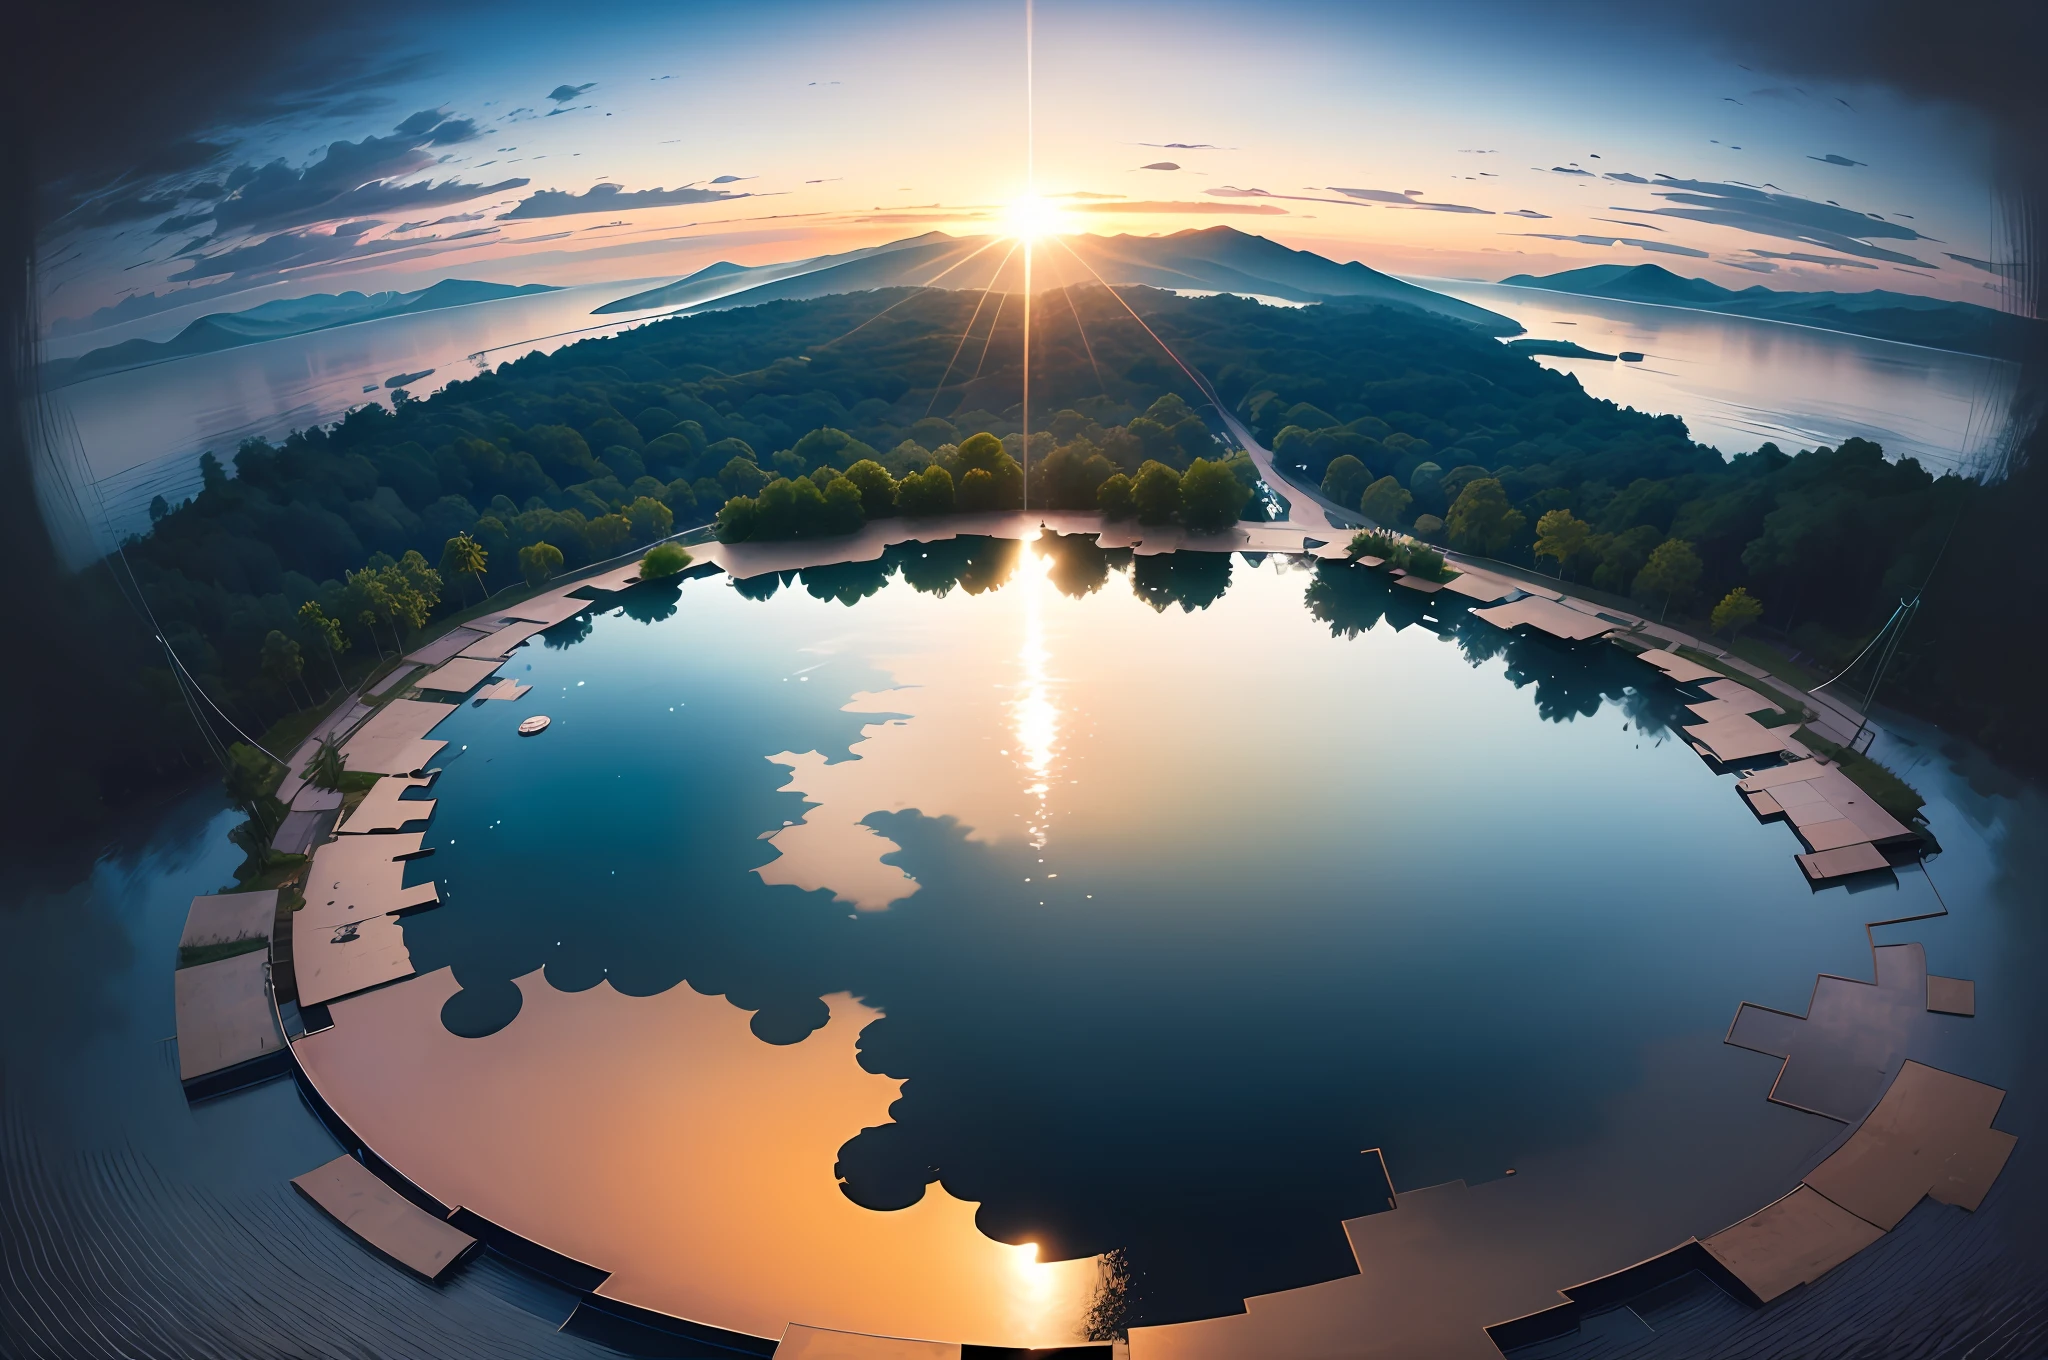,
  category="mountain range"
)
[44,279,560,386]
[597,227,1523,335]
[1498,264,2032,359]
